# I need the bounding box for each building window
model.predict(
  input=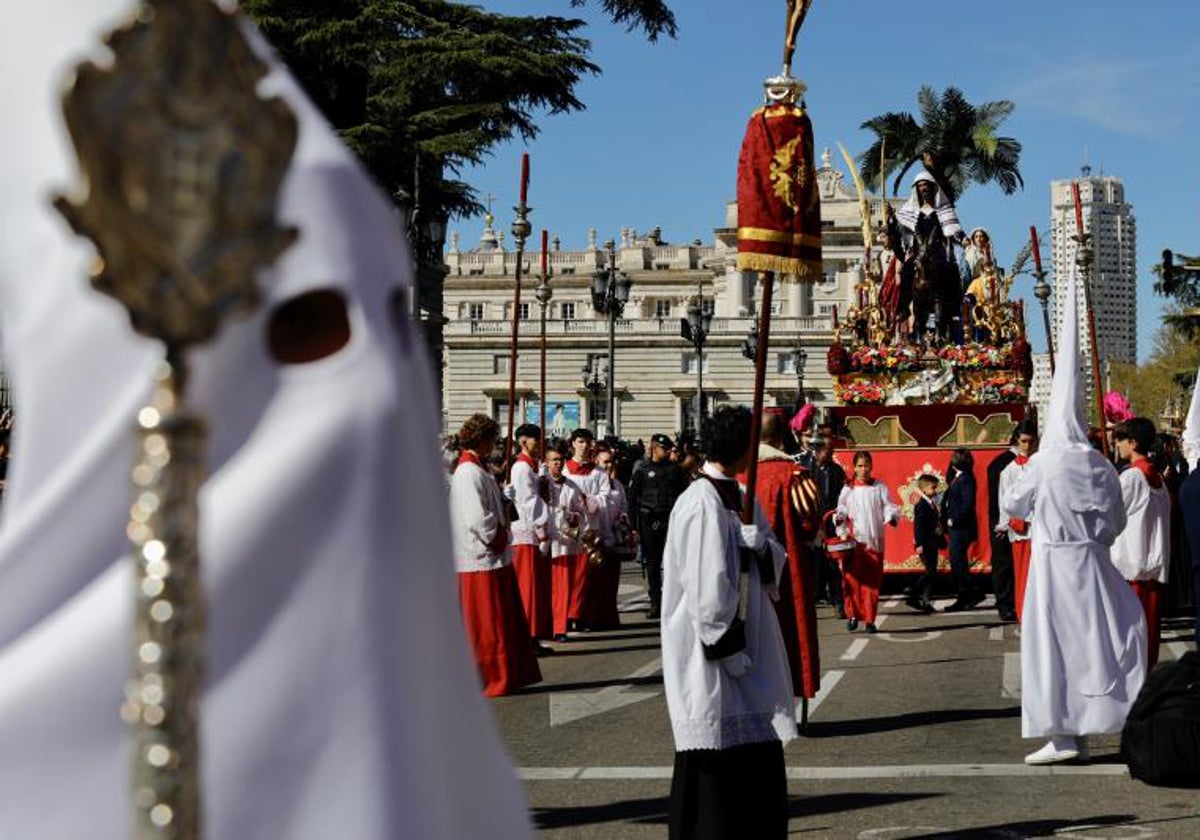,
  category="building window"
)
[561,302,576,321]
[777,353,797,375]
[586,353,610,375]
[468,302,484,321]
[681,352,709,374]
[588,397,609,427]
[491,399,513,424]
[518,302,530,321]
[655,299,673,318]
[493,354,510,375]
[701,298,715,316]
